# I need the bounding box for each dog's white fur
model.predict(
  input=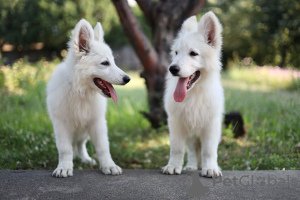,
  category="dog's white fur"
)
[162,12,224,177]
[47,19,129,177]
